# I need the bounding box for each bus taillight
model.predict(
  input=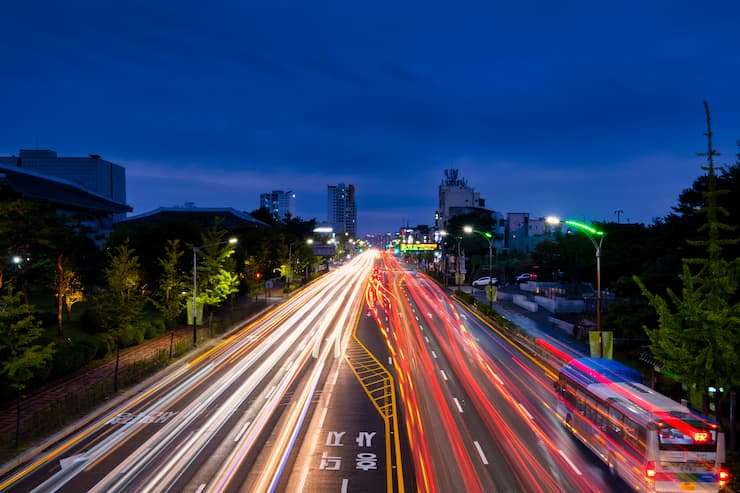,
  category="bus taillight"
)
[719,463,729,487]
[645,461,656,482]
